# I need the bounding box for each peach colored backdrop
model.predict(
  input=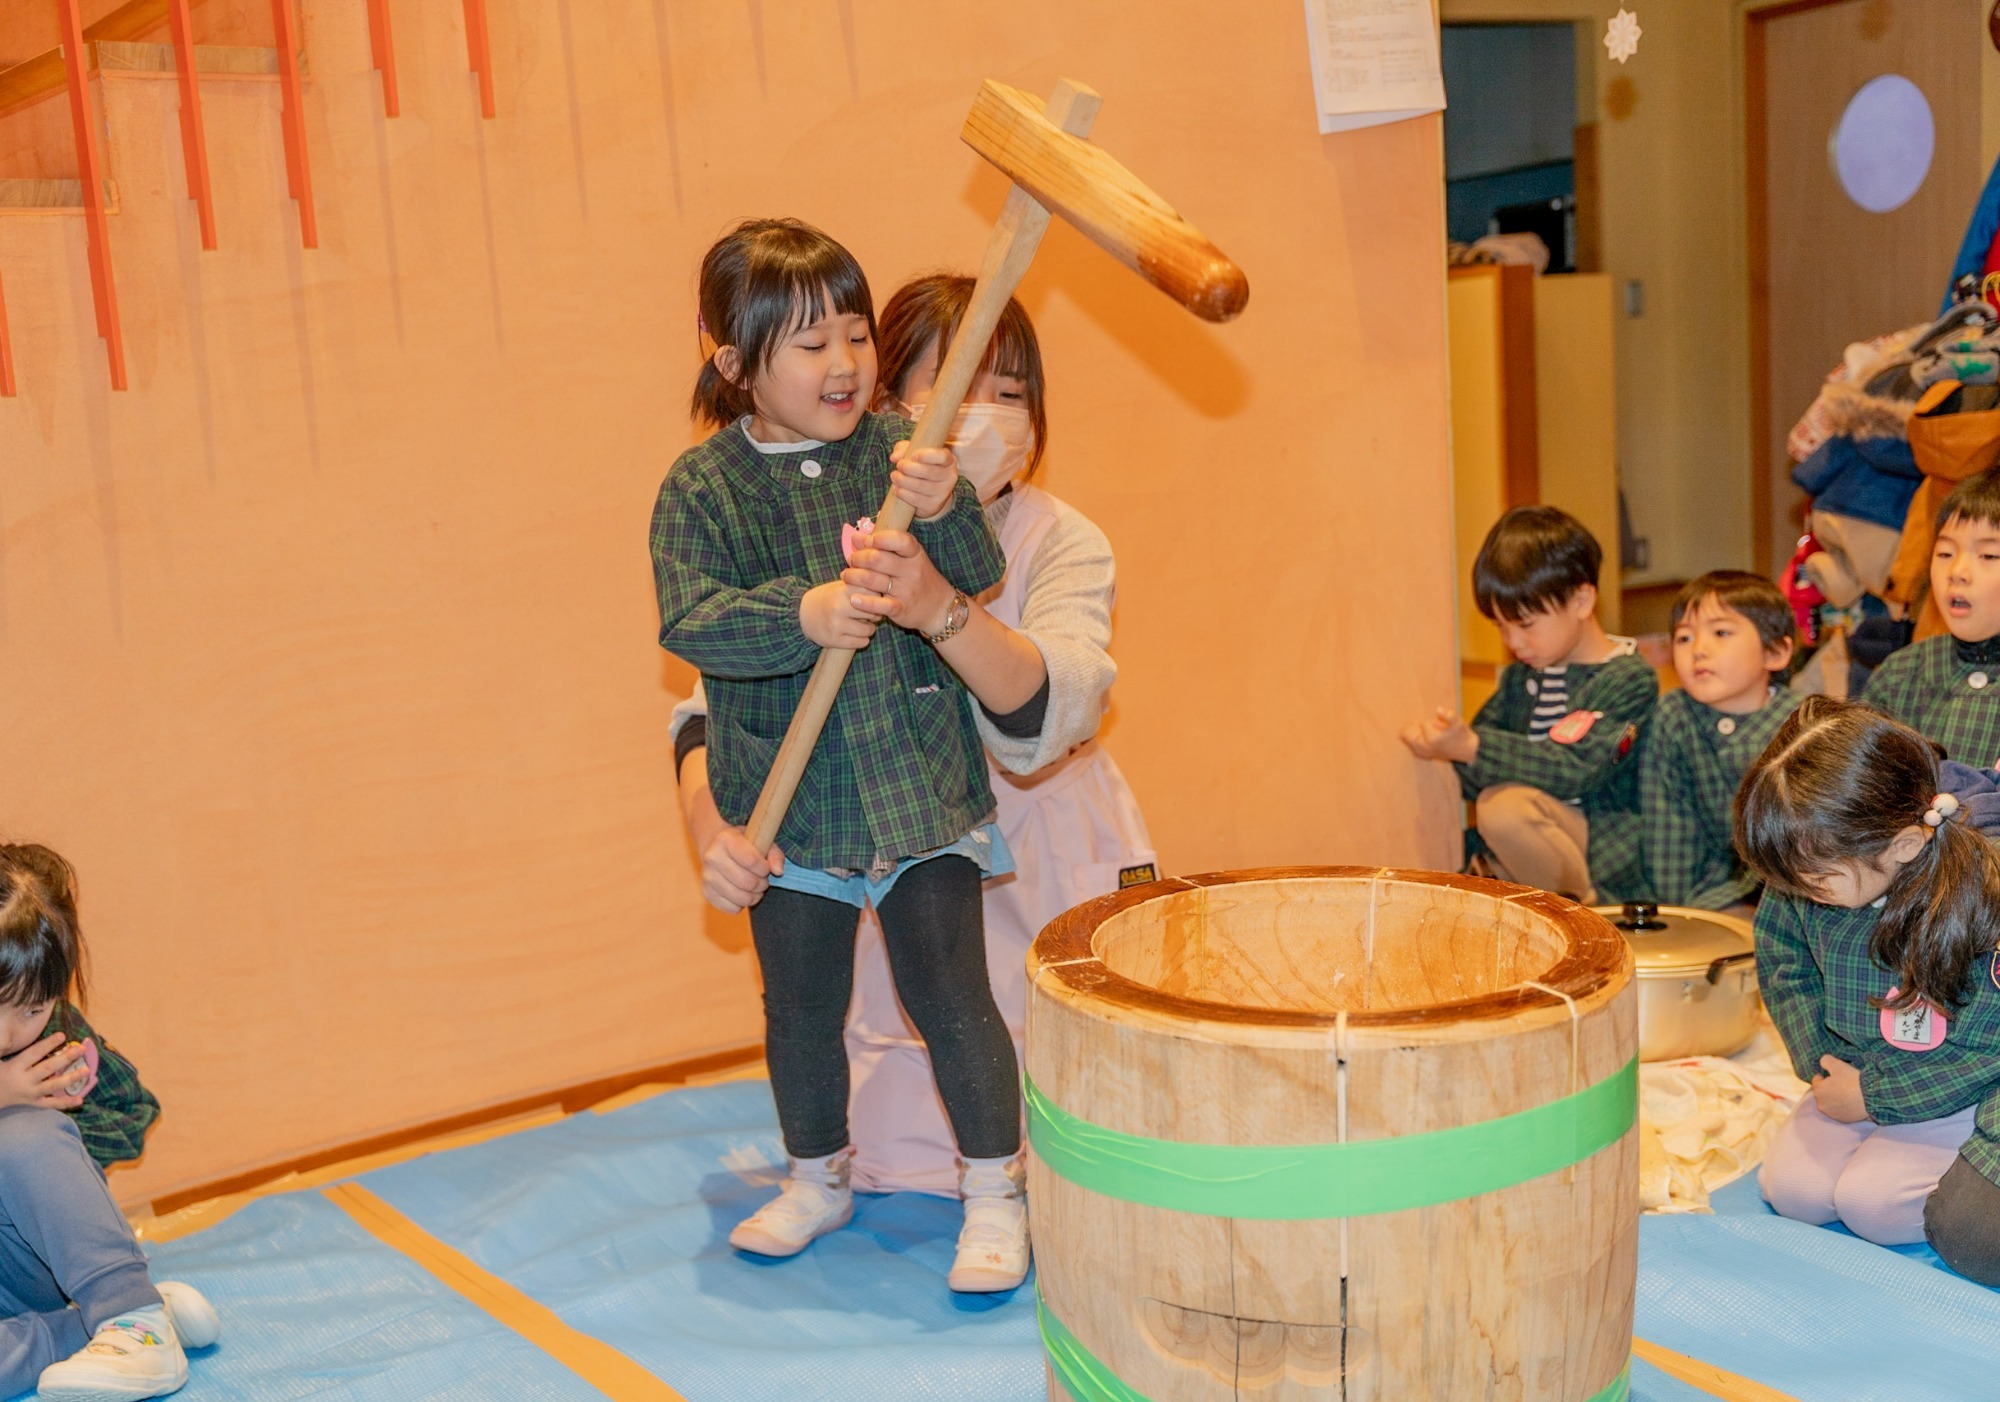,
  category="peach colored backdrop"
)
[0,1,1460,1203]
